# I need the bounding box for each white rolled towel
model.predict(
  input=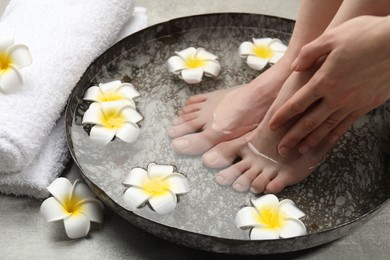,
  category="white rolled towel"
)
[0,0,148,197]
